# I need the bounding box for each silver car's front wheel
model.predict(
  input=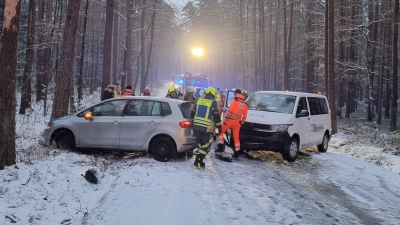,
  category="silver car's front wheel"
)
[150,136,176,162]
